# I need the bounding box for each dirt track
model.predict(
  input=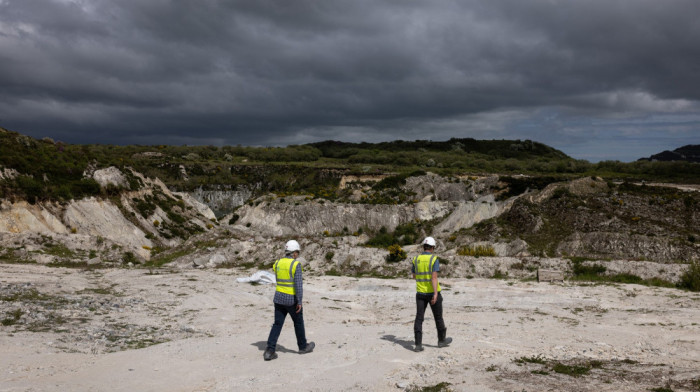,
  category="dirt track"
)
[1,263,699,391]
